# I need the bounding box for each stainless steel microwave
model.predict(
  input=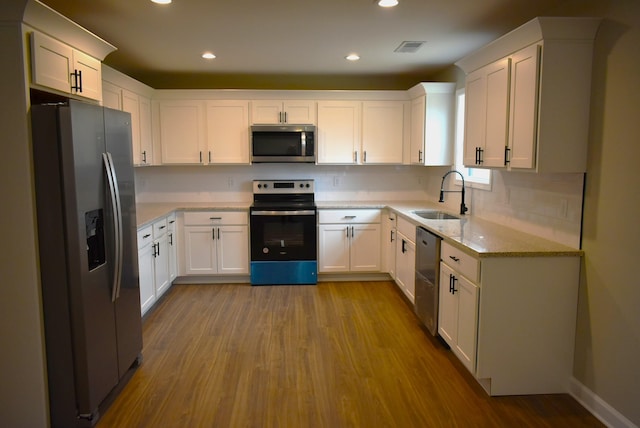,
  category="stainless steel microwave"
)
[251,124,316,163]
